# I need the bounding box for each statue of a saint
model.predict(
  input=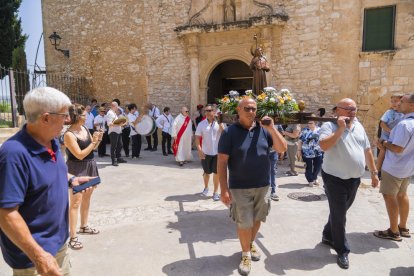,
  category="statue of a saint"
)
[250,47,270,95]
[223,0,235,23]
